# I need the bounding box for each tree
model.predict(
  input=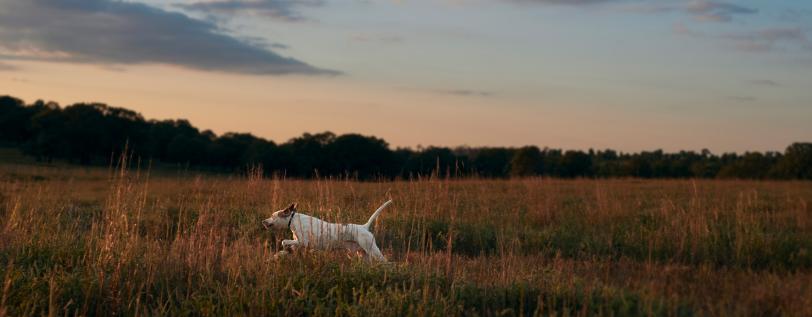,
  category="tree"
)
[510,146,542,177]
[0,96,30,144]
[627,156,653,178]
[718,152,778,179]
[560,150,593,178]
[207,133,265,169]
[23,103,64,162]
[282,132,336,177]
[404,147,460,178]
[472,147,512,178]
[770,143,812,179]
[326,134,396,179]
[167,134,207,165]
[1,94,811,181]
